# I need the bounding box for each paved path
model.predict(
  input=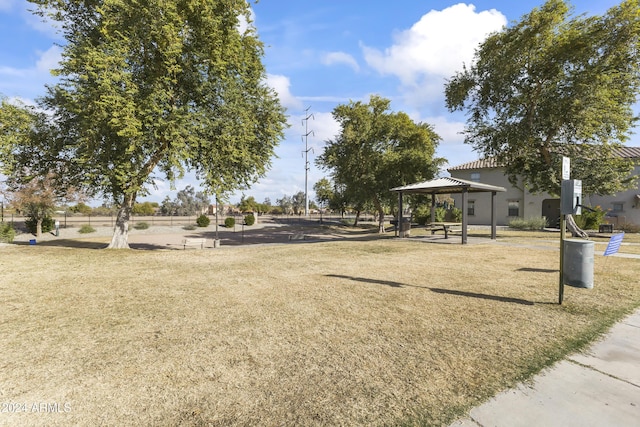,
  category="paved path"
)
[450,308,640,427]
